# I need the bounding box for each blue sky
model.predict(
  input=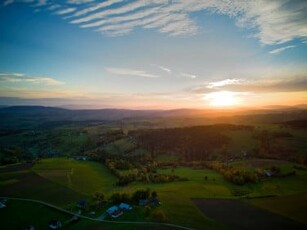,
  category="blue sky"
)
[0,0,307,109]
